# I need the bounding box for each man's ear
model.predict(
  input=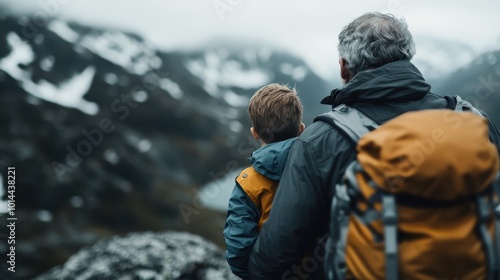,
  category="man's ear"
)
[250,127,260,140]
[339,58,352,83]
[298,123,305,135]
